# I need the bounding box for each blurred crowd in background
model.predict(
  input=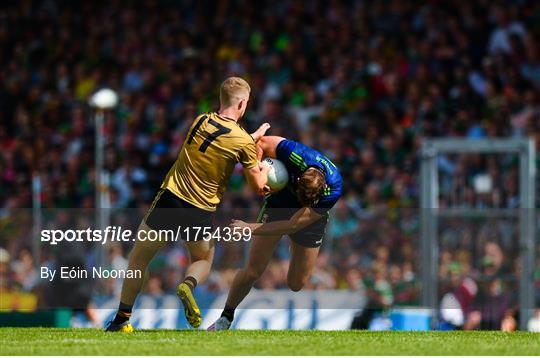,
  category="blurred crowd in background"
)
[1,0,540,330]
